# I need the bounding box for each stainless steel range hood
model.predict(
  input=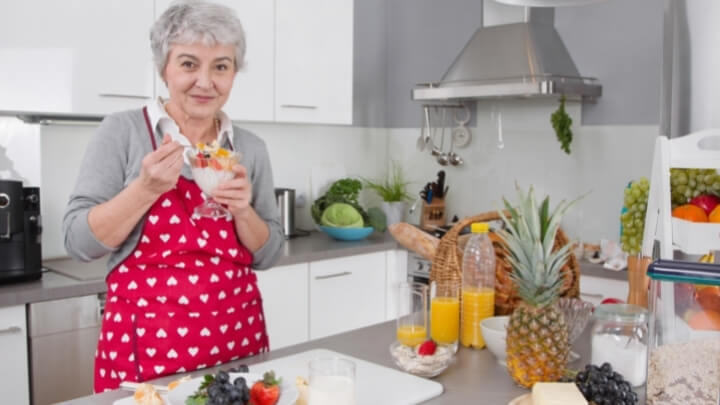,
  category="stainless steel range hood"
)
[412,8,601,101]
